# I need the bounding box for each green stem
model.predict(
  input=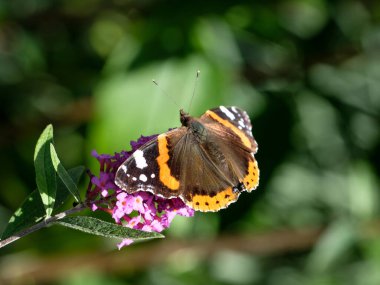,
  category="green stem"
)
[0,203,88,249]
